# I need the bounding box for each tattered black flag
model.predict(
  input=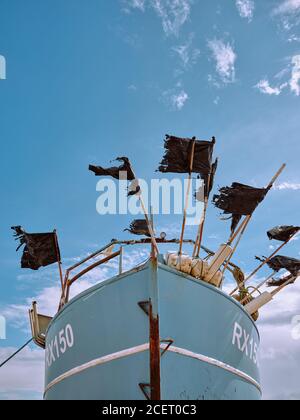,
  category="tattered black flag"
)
[266,255,300,276]
[124,220,151,237]
[158,135,215,175]
[267,226,300,242]
[12,226,60,271]
[201,158,218,198]
[89,157,135,181]
[213,183,268,233]
[267,273,298,288]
